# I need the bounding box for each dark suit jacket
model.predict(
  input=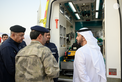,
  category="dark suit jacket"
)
[0,37,26,82]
